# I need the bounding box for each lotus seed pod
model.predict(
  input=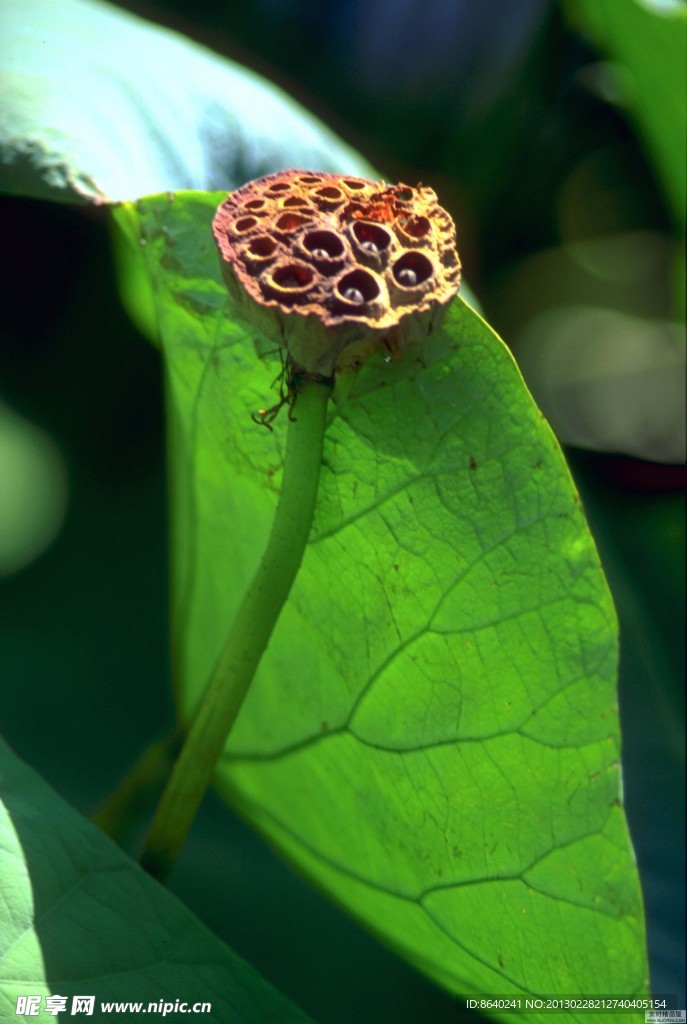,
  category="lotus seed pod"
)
[212,169,461,378]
